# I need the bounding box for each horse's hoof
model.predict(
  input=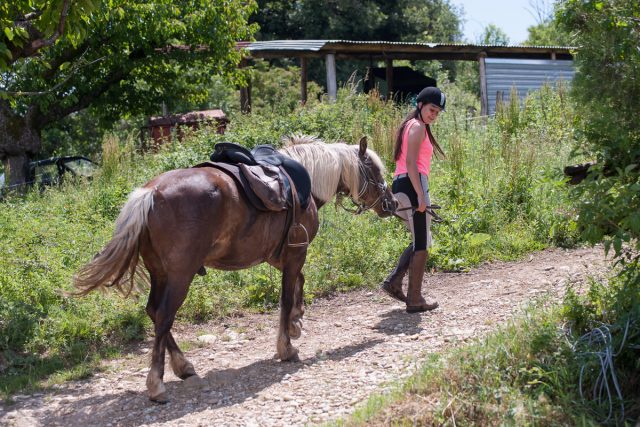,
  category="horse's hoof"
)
[149,393,169,404]
[283,349,300,362]
[175,361,197,380]
[179,369,197,380]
